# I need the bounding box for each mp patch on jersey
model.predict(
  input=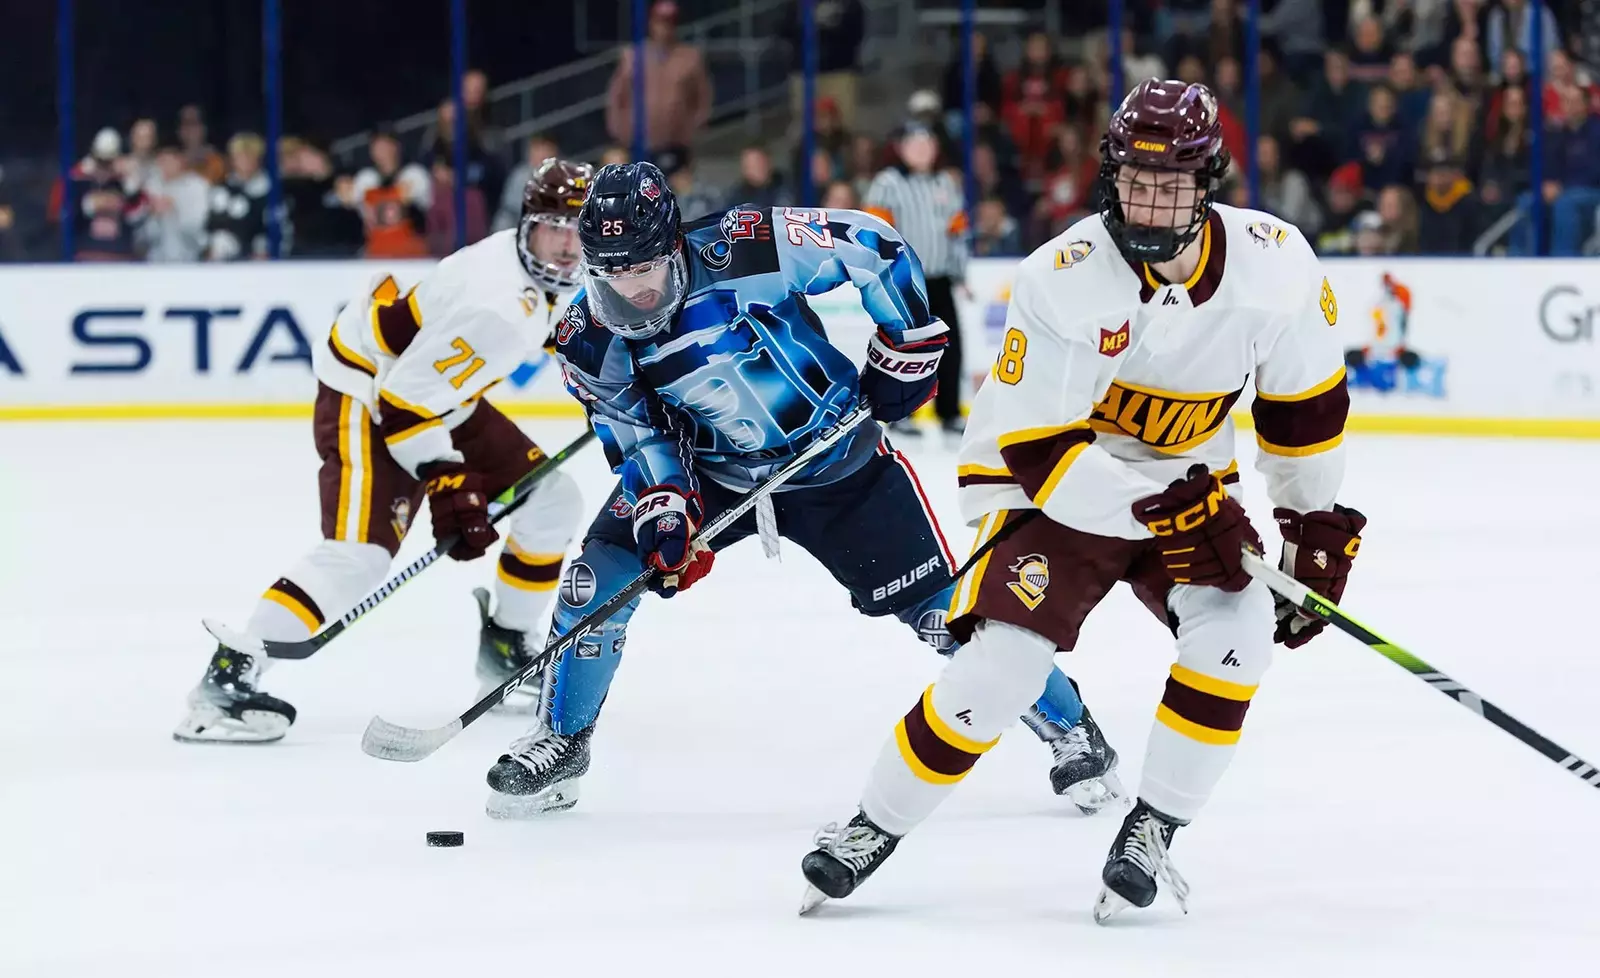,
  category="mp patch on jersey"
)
[1099,321,1130,357]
